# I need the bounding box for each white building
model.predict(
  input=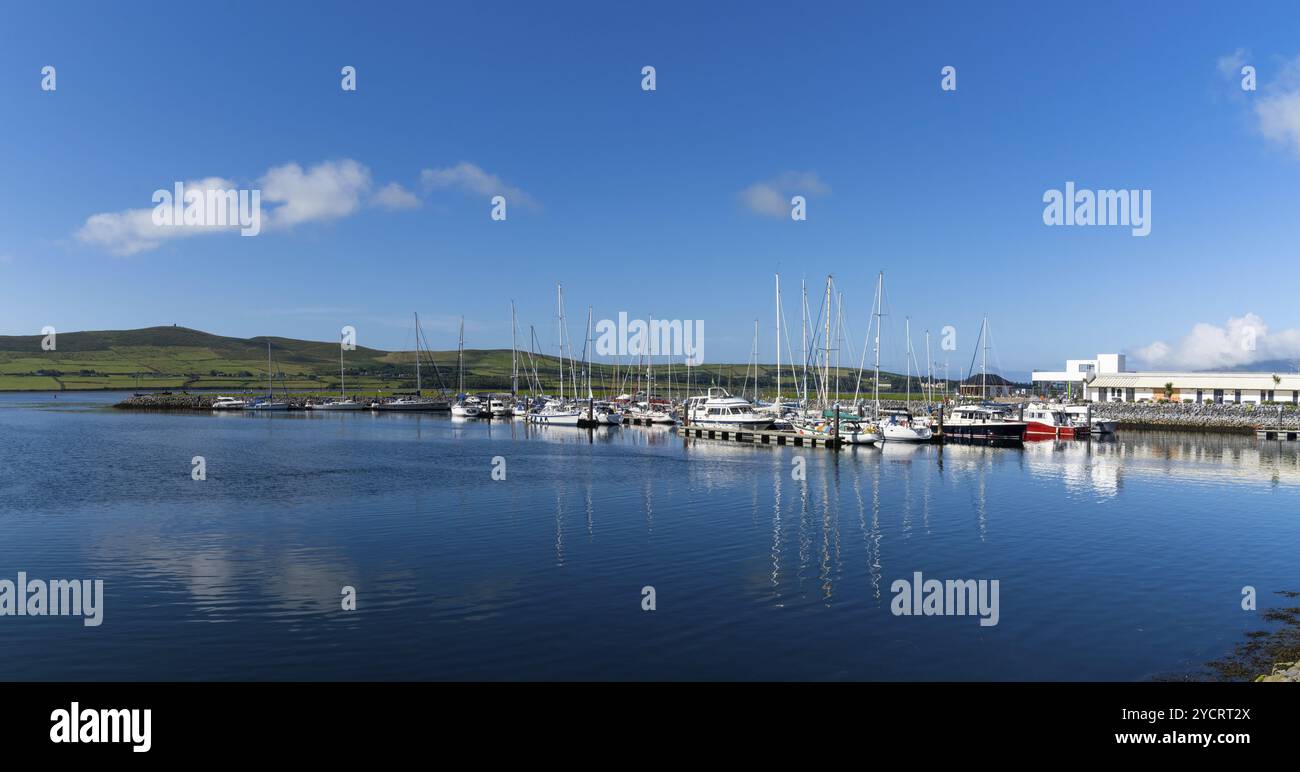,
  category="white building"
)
[1033,353,1300,404]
